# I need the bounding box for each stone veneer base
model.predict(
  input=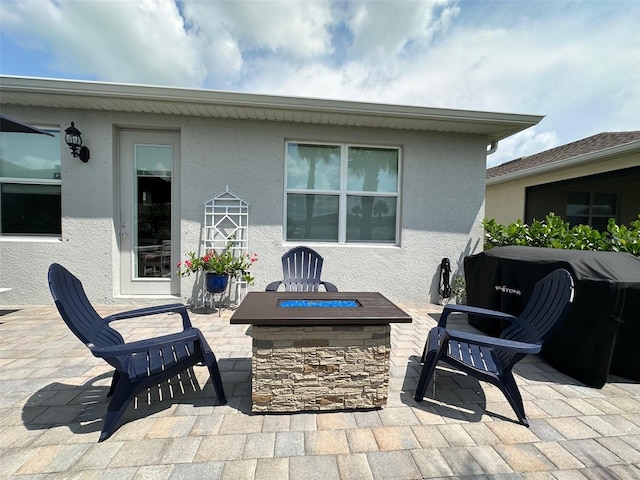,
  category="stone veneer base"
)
[251,324,391,412]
